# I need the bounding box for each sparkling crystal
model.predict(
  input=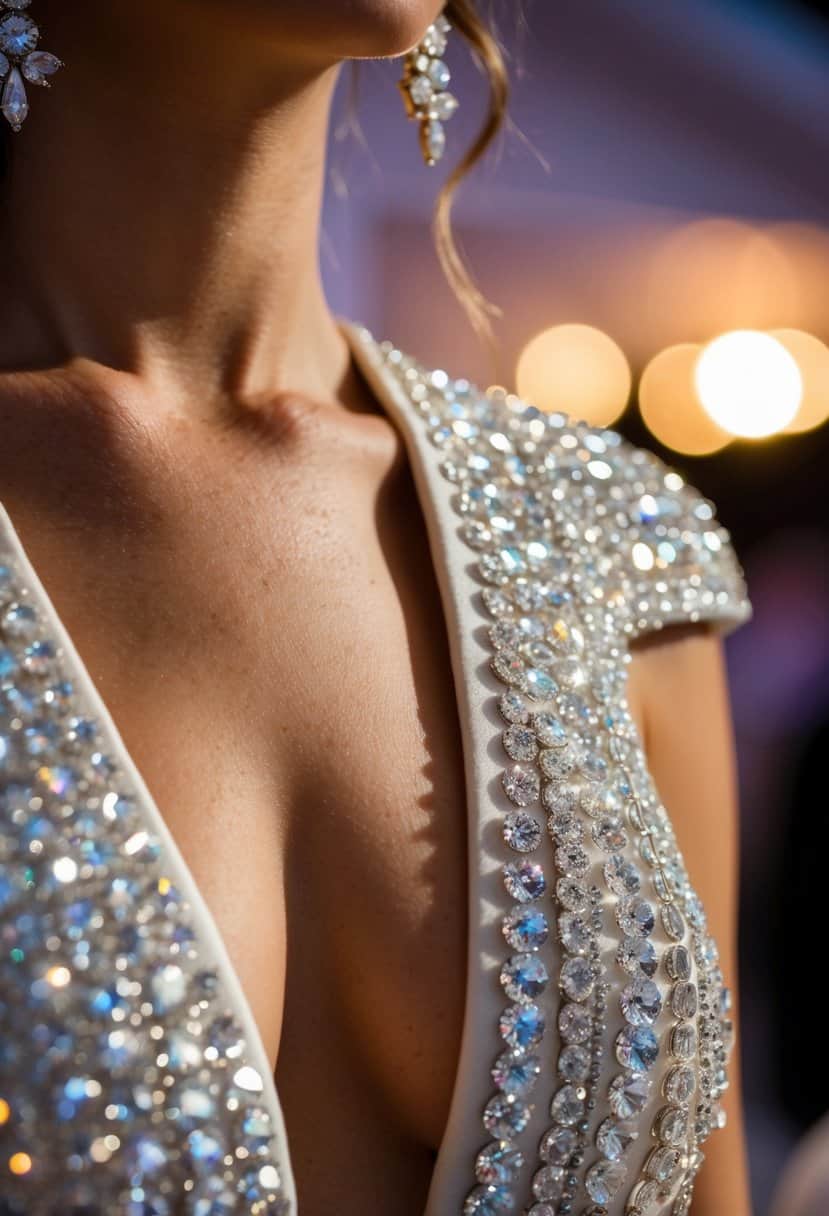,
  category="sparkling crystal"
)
[582,784,622,819]
[616,895,655,938]
[608,1072,651,1119]
[422,23,449,56]
[503,859,546,902]
[592,815,628,852]
[483,1093,531,1138]
[21,49,61,84]
[558,1002,592,1044]
[617,935,657,977]
[661,902,685,941]
[561,956,595,1002]
[556,876,589,912]
[463,1183,513,1215]
[646,1145,681,1183]
[408,73,432,107]
[475,1139,525,1185]
[492,1048,541,1096]
[539,745,576,779]
[663,1064,695,1104]
[620,977,663,1026]
[502,763,540,806]
[555,656,587,688]
[499,1002,545,1049]
[670,1022,697,1059]
[0,13,38,56]
[499,690,529,724]
[671,981,698,1019]
[1,65,27,129]
[503,812,542,853]
[585,1159,627,1203]
[547,808,583,842]
[550,1083,586,1125]
[532,1164,565,1202]
[656,1104,688,1146]
[530,711,567,746]
[604,855,641,896]
[502,724,538,762]
[524,640,556,667]
[558,1043,590,1082]
[596,1116,639,1160]
[492,649,525,686]
[539,1124,577,1164]
[558,911,591,955]
[502,906,548,950]
[526,667,558,701]
[615,1025,659,1072]
[481,588,512,617]
[665,944,692,981]
[427,57,451,89]
[423,118,445,162]
[500,952,548,1001]
[554,842,590,877]
[2,601,37,638]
